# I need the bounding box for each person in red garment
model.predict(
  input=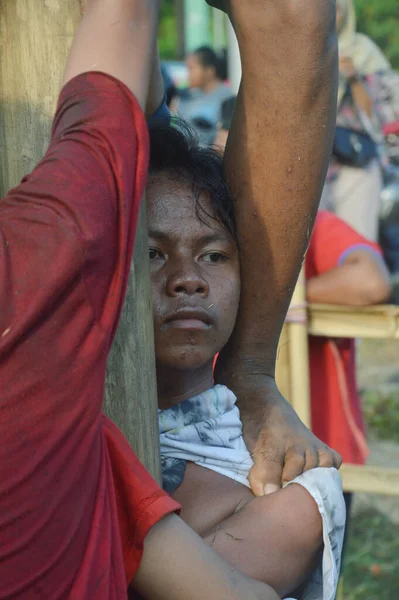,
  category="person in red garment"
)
[0,1,282,599]
[0,0,343,597]
[305,209,391,551]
